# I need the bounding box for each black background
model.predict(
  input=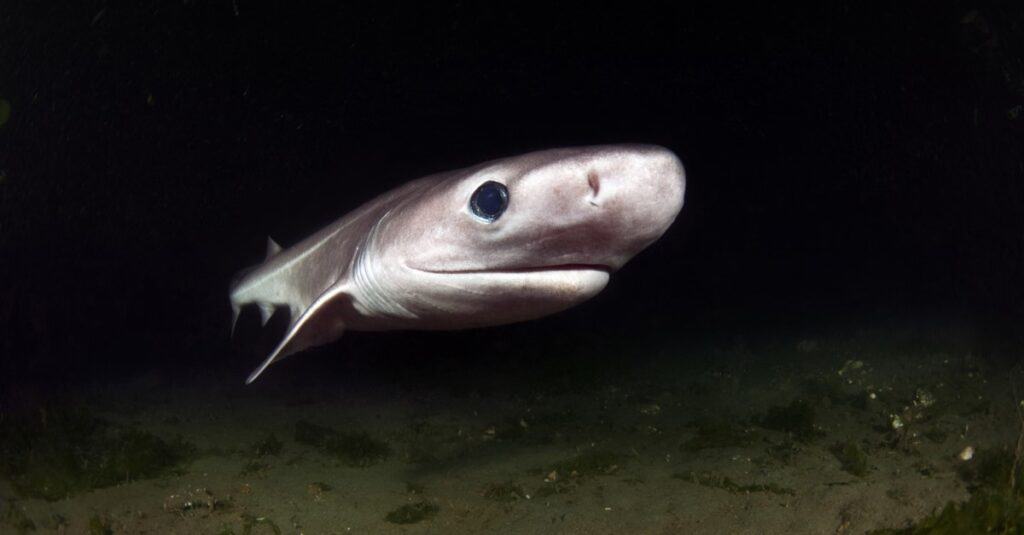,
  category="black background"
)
[1,2,1022,391]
